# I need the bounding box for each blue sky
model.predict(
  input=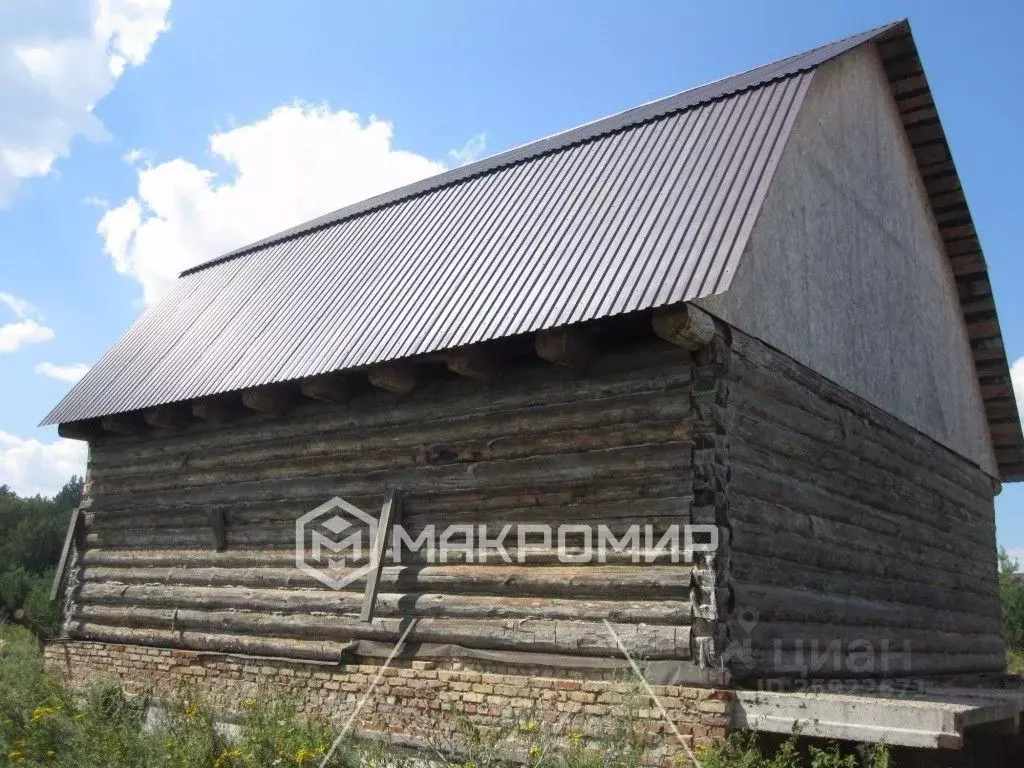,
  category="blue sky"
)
[2,1,1023,555]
